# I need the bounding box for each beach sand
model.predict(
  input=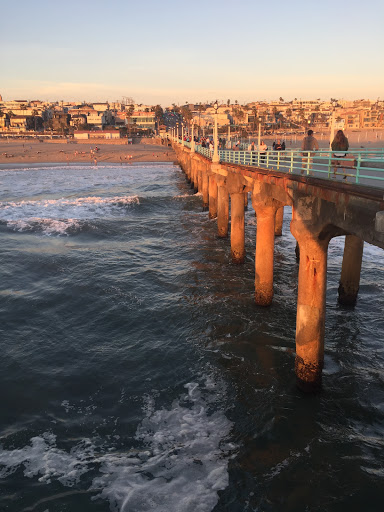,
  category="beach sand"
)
[0,130,382,166]
[0,139,175,165]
